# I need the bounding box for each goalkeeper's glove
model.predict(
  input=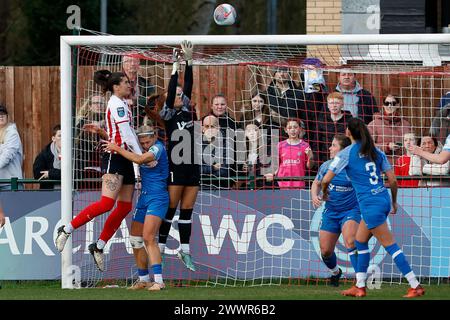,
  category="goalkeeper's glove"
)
[181,40,193,65]
[172,48,182,75]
